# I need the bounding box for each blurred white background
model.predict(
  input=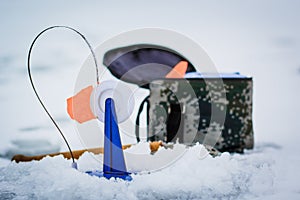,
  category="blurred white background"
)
[0,0,299,152]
